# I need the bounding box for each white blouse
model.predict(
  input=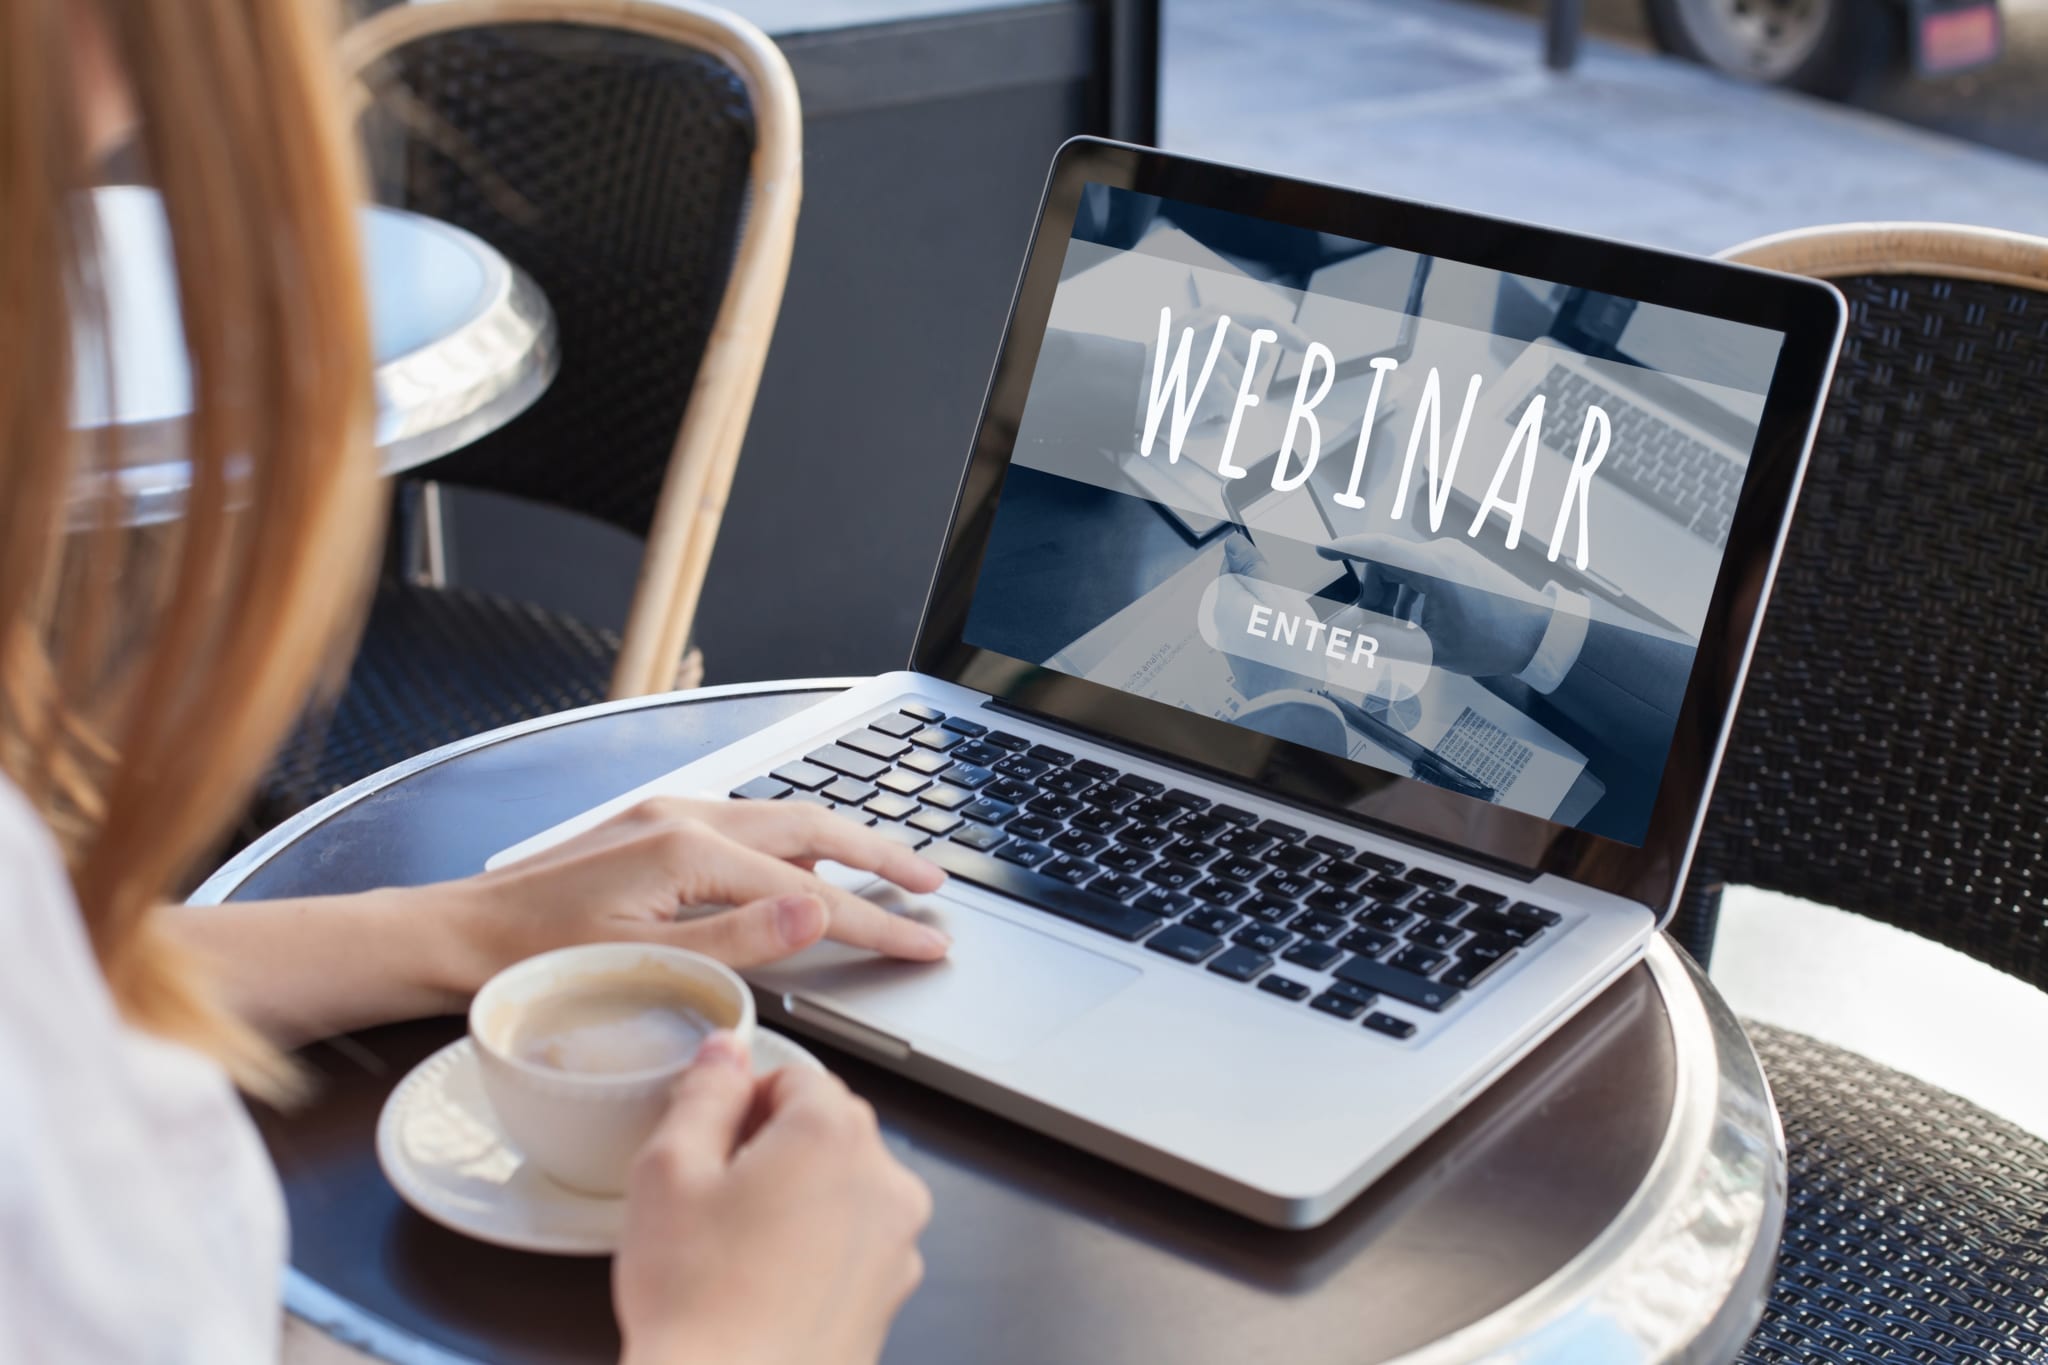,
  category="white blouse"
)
[0,775,284,1363]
